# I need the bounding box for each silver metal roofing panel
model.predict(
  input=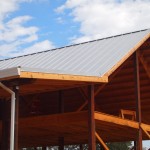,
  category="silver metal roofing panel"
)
[0,29,150,77]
